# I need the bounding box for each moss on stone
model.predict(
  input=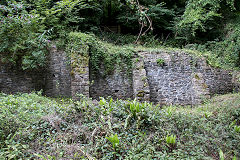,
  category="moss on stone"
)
[194,74,200,80]
[203,83,208,89]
